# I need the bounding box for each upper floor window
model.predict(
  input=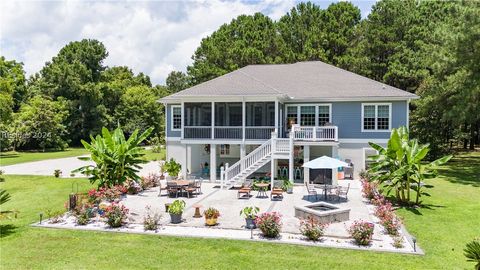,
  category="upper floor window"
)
[287,106,298,126]
[362,103,391,131]
[171,105,182,130]
[318,105,330,126]
[219,144,230,155]
[300,106,315,126]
